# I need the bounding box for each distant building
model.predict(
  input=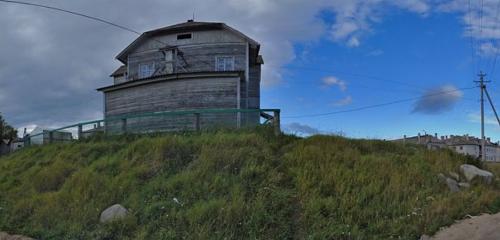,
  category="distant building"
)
[0,139,11,156]
[10,138,25,152]
[396,133,500,162]
[28,127,73,145]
